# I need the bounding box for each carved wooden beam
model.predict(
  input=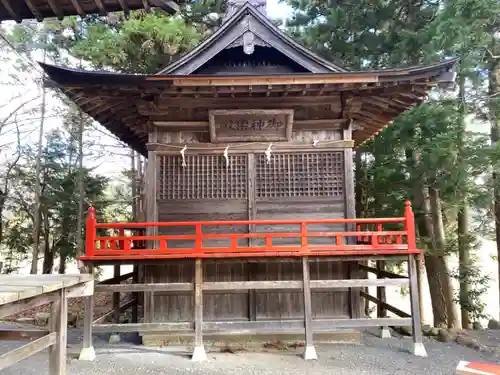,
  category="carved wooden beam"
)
[69,0,85,16]
[163,75,381,87]
[24,0,44,21]
[153,118,348,131]
[47,0,63,19]
[1,0,19,22]
[93,0,107,14]
[137,96,342,113]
